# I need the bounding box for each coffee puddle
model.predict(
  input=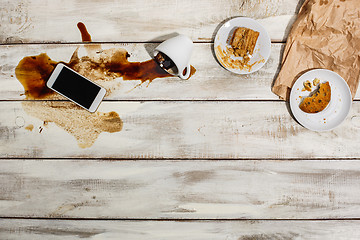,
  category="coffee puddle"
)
[15,22,194,148]
[15,53,57,99]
